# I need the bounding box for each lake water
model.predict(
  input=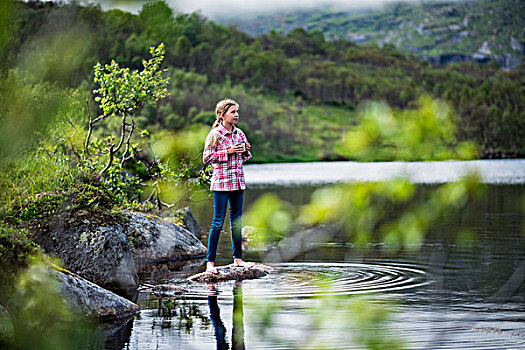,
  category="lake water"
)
[104,160,525,350]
